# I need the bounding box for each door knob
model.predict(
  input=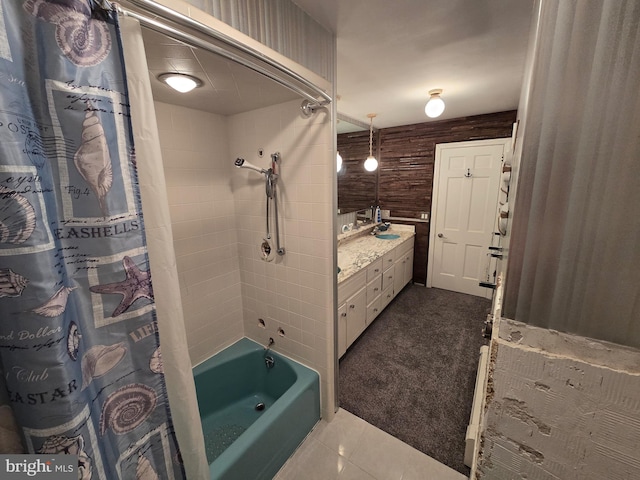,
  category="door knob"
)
[437,233,444,238]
